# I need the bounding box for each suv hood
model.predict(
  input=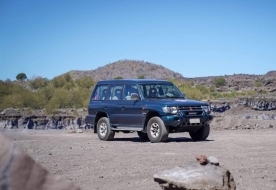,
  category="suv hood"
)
[146,98,208,107]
